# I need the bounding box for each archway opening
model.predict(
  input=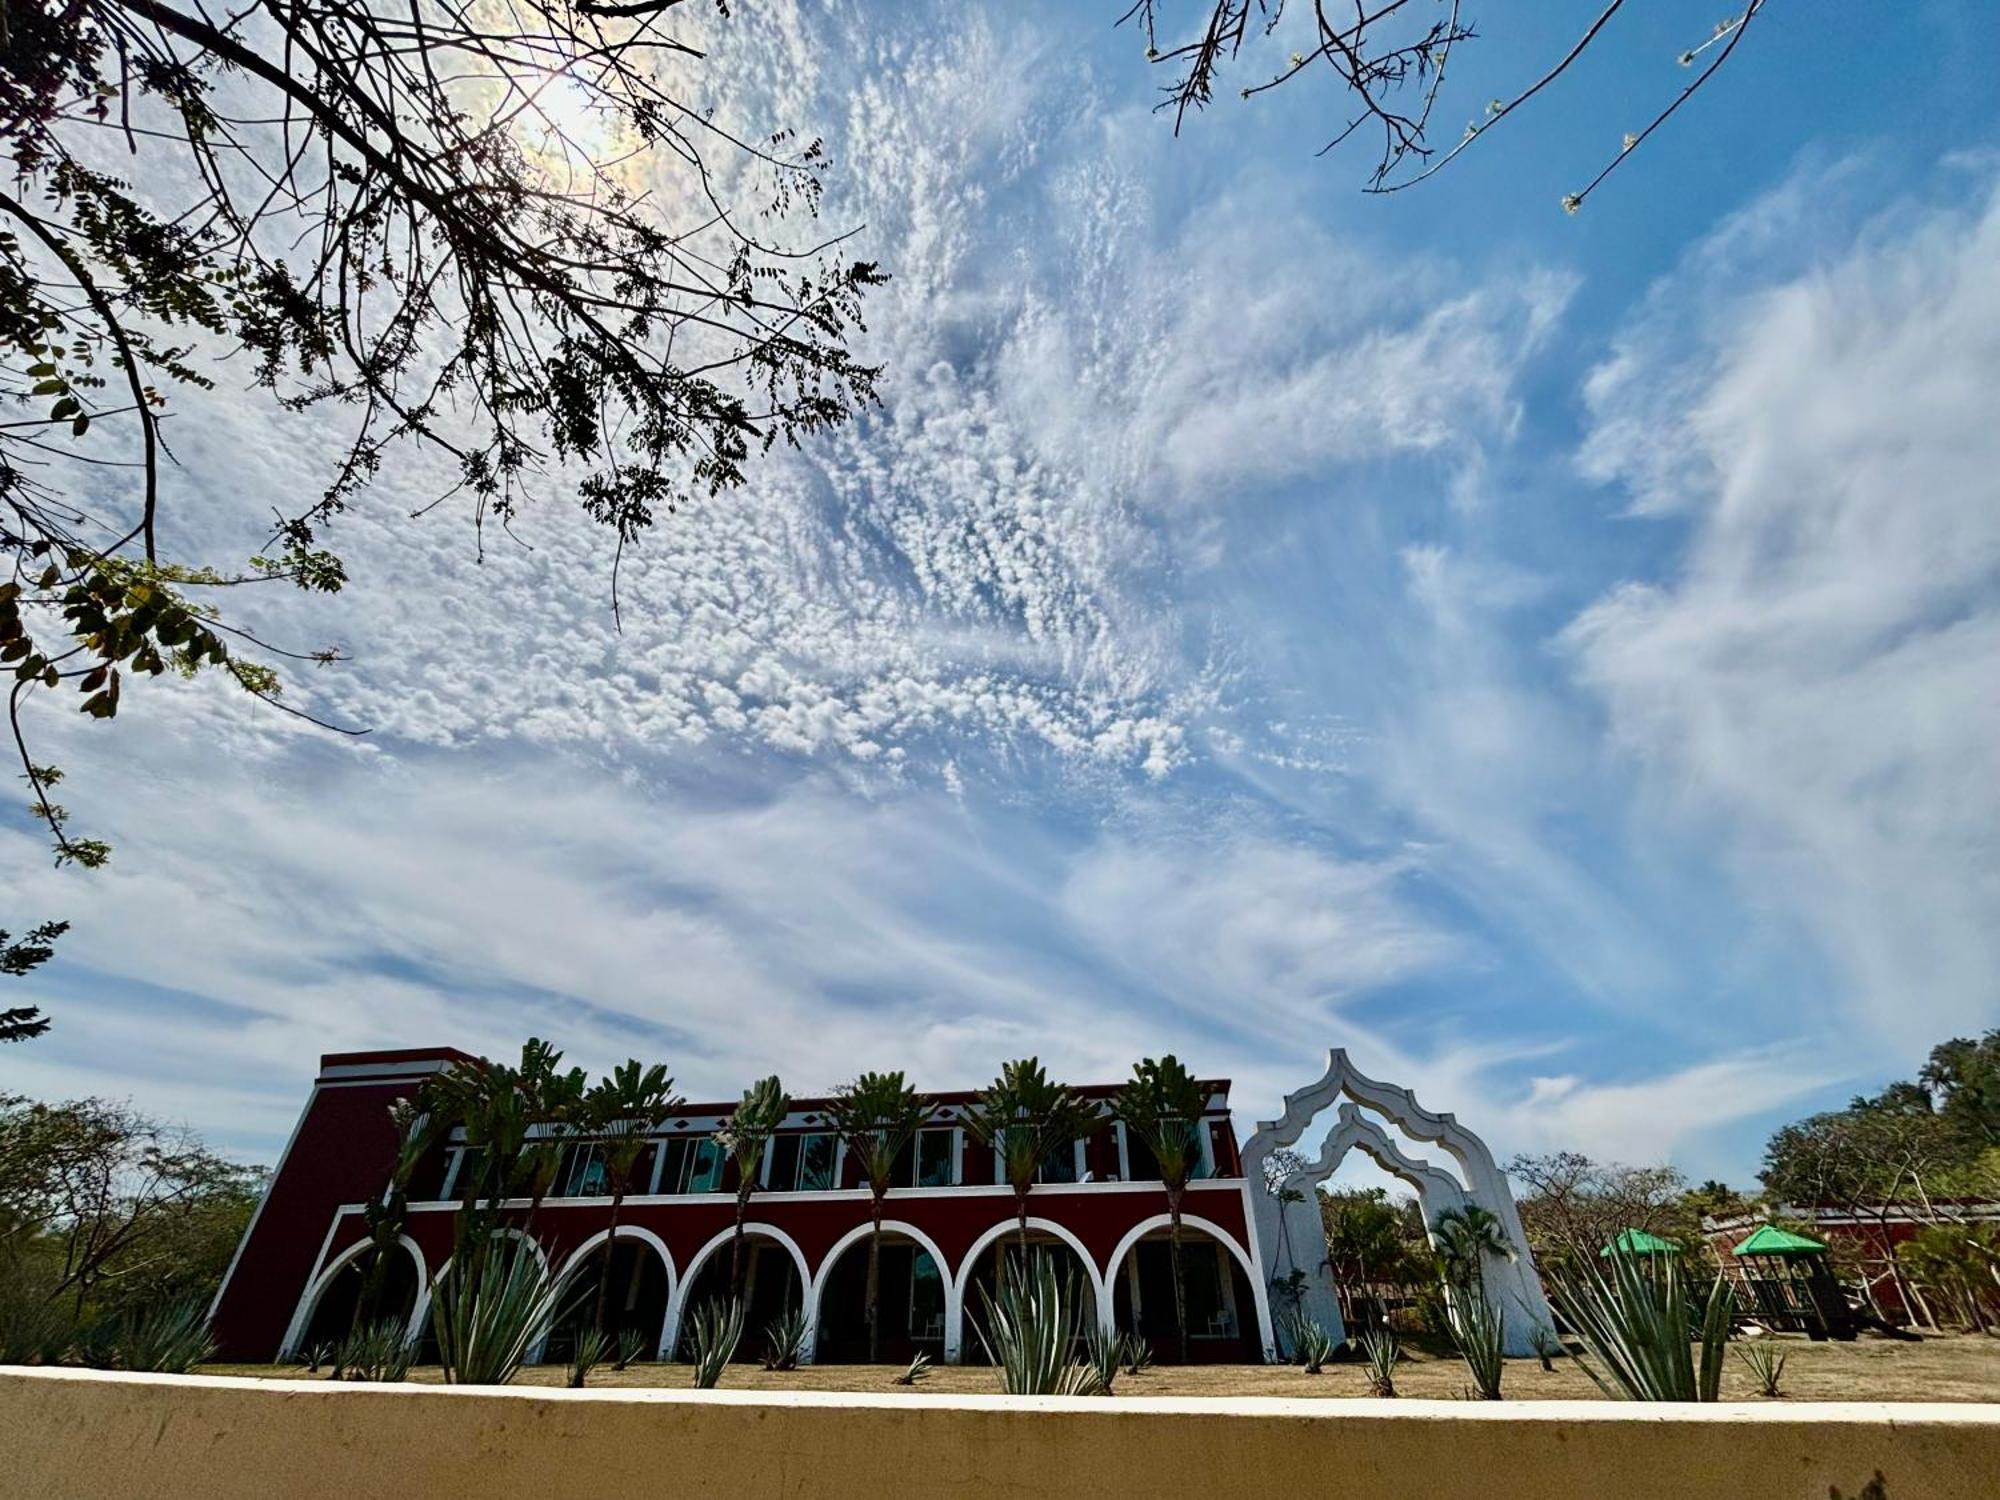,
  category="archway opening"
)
[680,1233,804,1361]
[960,1230,1098,1364]
[815,1232,946,1364]
[543,1237,672,1363]
[1110,1229,1261,1364]
[299,1244,420,1354]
